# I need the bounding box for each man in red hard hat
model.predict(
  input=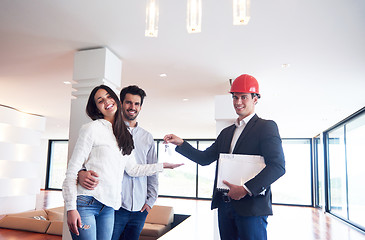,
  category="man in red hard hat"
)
[164,74,285,240]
